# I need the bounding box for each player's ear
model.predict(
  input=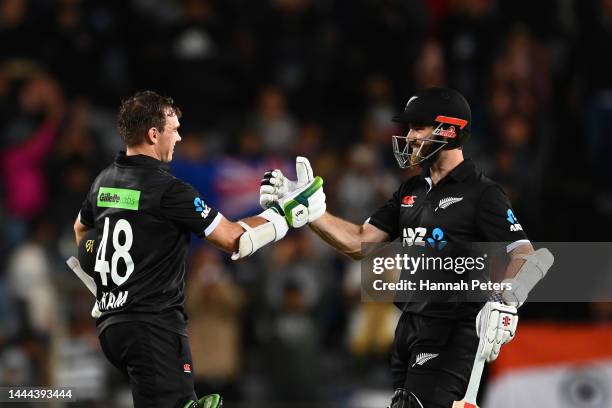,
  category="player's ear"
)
[146,127,158,145]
